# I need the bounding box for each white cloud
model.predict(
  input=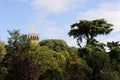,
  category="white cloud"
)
[31,0,85,13]
[78,1,120,32]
